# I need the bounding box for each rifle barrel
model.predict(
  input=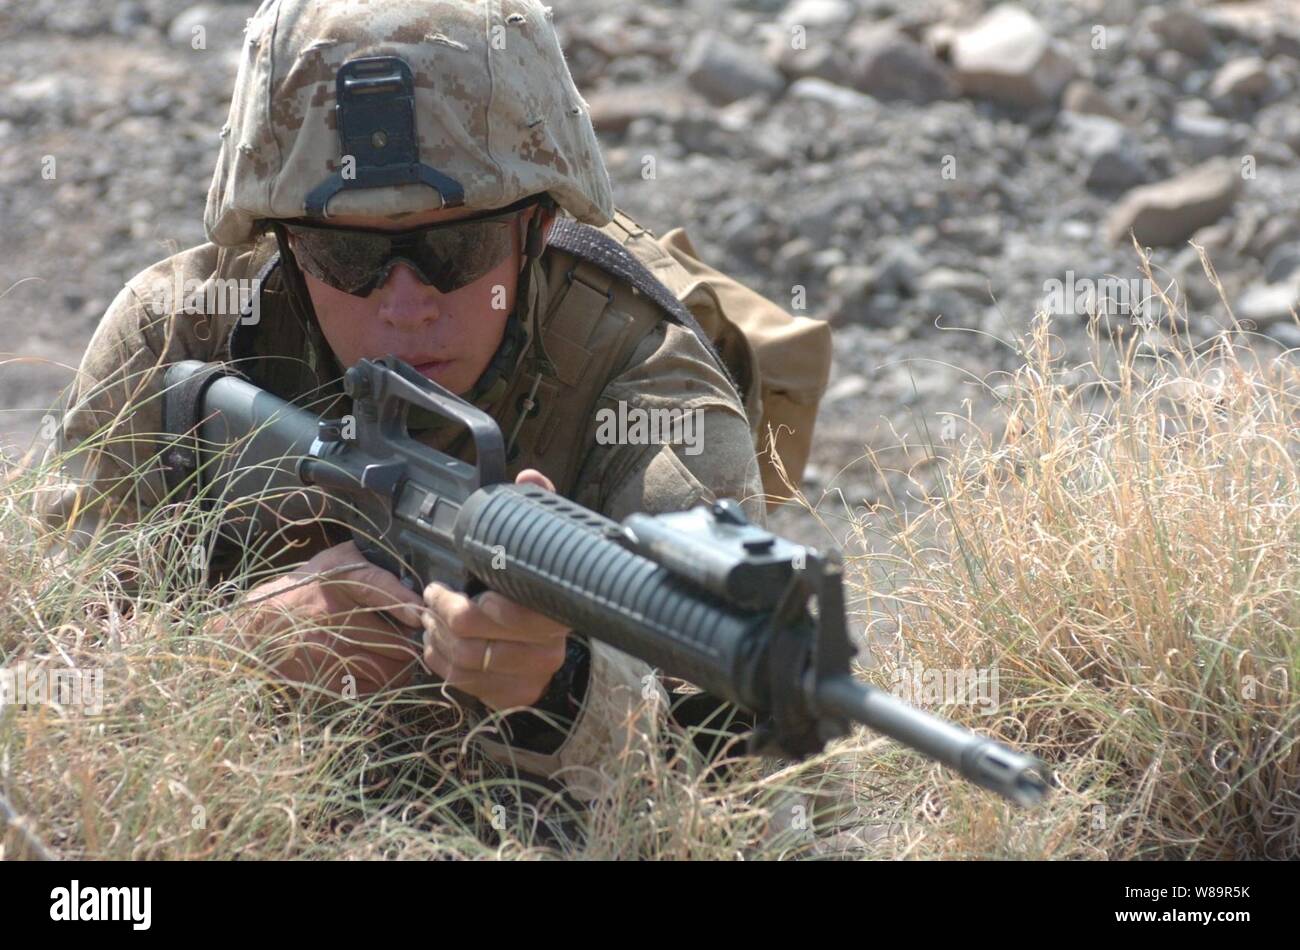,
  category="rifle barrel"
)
[816,675,1050,806]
